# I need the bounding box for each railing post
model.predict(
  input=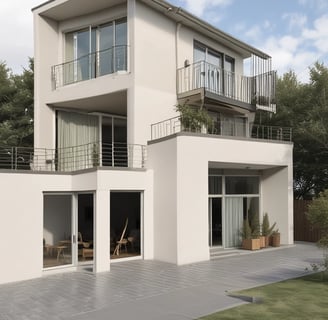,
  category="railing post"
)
[112,142,114,167]
[14,147,17,170]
